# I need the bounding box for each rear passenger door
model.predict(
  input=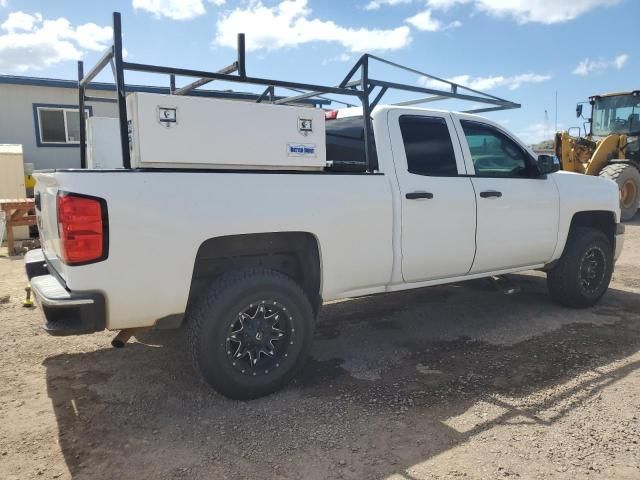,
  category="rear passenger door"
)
[388,110,477,282]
